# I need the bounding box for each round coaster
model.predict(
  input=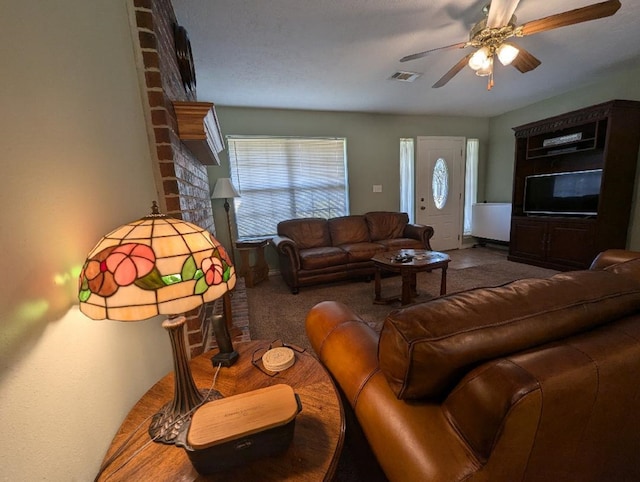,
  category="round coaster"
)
[262,347,295,372]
